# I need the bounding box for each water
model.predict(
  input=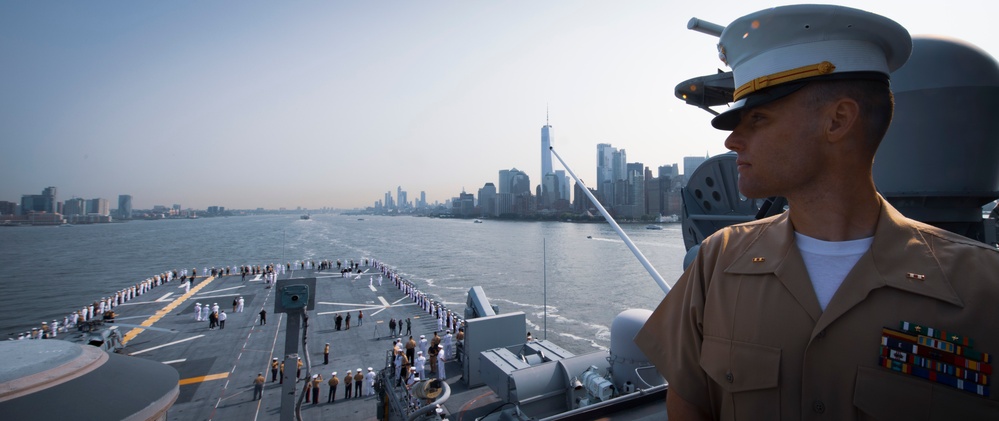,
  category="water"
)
[0,215,686,354]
